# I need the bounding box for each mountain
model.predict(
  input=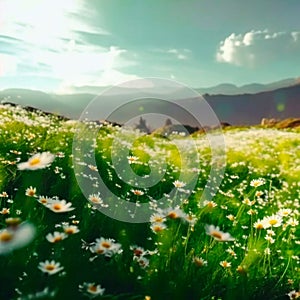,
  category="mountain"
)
[196,77,300,95]
[202,83,300,125]
[1,82,300,127]
[0,89,94,119]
